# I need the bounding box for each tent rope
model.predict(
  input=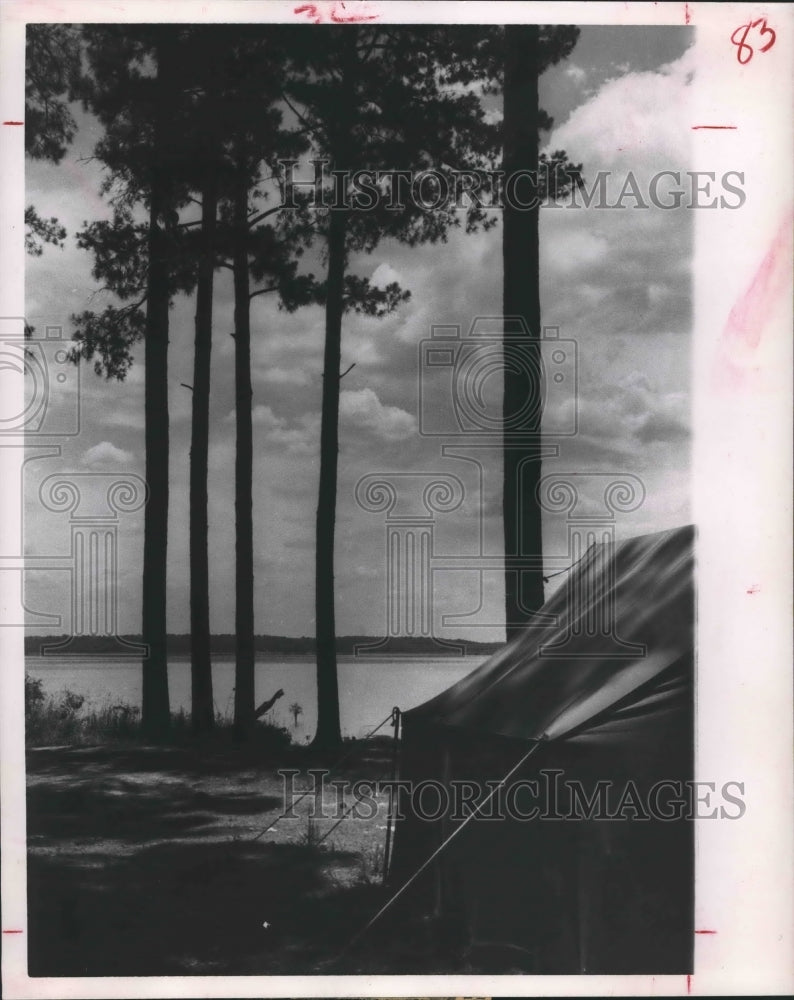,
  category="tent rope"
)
[312,794,359,848]
[382,706,401,882]
[336,736,546,958]
[249,707,398,842]
[543,541,596,583]
[310,709,401,851]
